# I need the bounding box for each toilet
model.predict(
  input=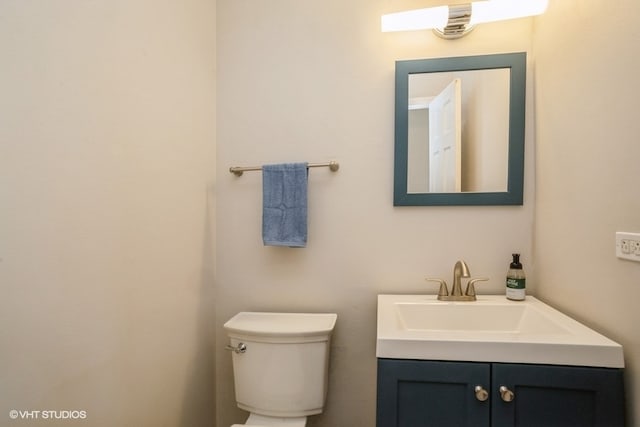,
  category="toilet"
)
[223,312,337,427]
